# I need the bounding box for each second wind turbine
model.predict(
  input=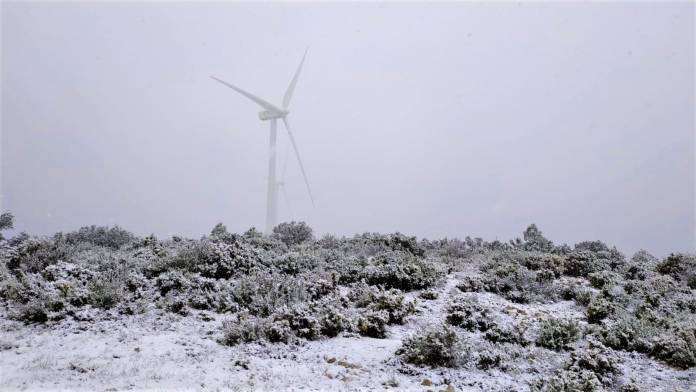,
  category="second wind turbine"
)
[211,48,315,235]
